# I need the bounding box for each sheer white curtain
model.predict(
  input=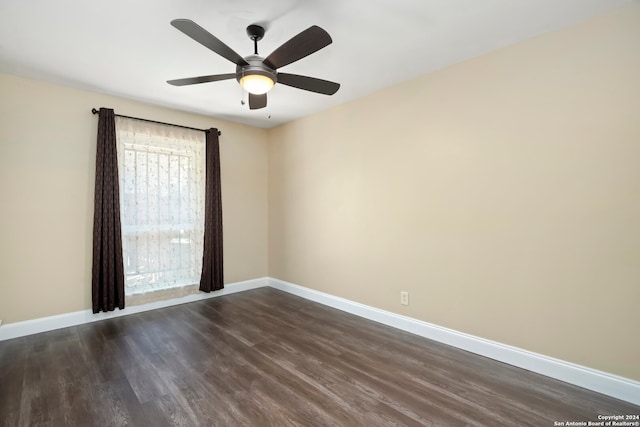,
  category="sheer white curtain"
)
[115,117,206,295]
